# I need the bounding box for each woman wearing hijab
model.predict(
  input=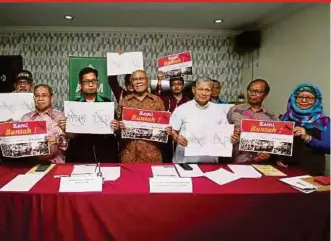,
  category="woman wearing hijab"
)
[280,83,330,175]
